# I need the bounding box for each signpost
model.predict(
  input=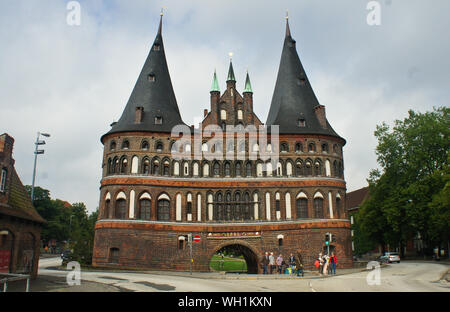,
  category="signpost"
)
[193,235,201,243]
